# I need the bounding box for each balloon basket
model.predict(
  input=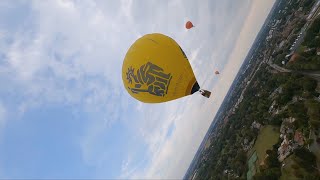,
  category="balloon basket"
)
[200,90,211,98]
